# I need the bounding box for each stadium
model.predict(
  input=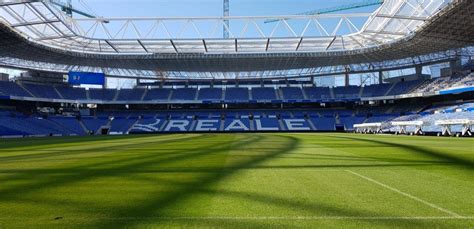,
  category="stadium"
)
[0,0,473,227]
